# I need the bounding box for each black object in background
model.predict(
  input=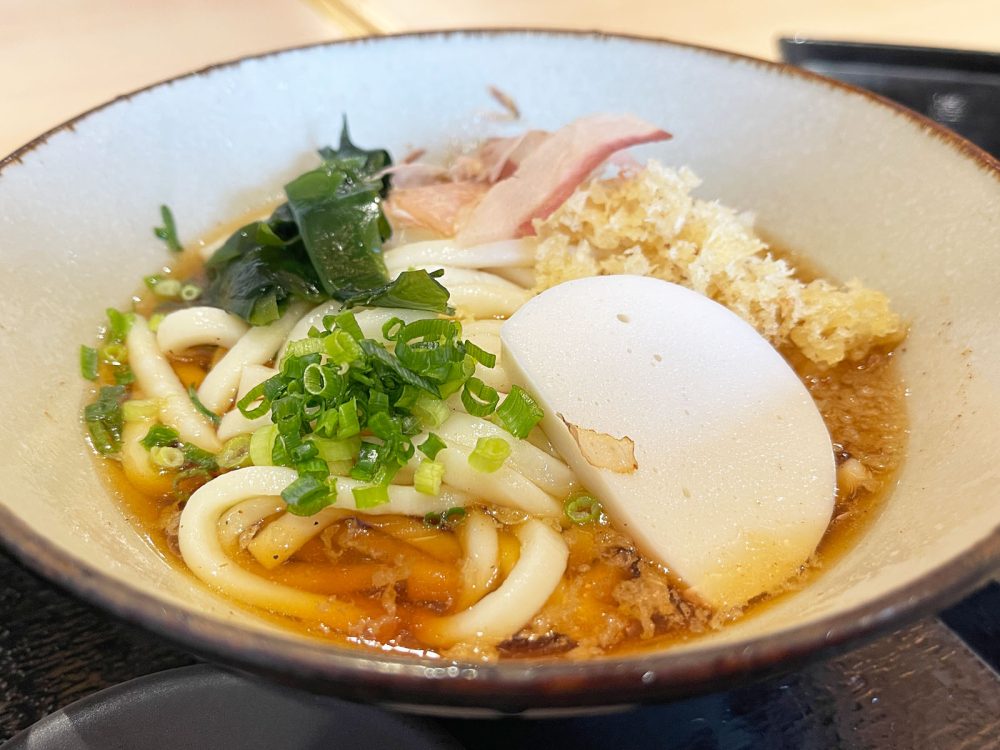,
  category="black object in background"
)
[780,38,1000,157]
